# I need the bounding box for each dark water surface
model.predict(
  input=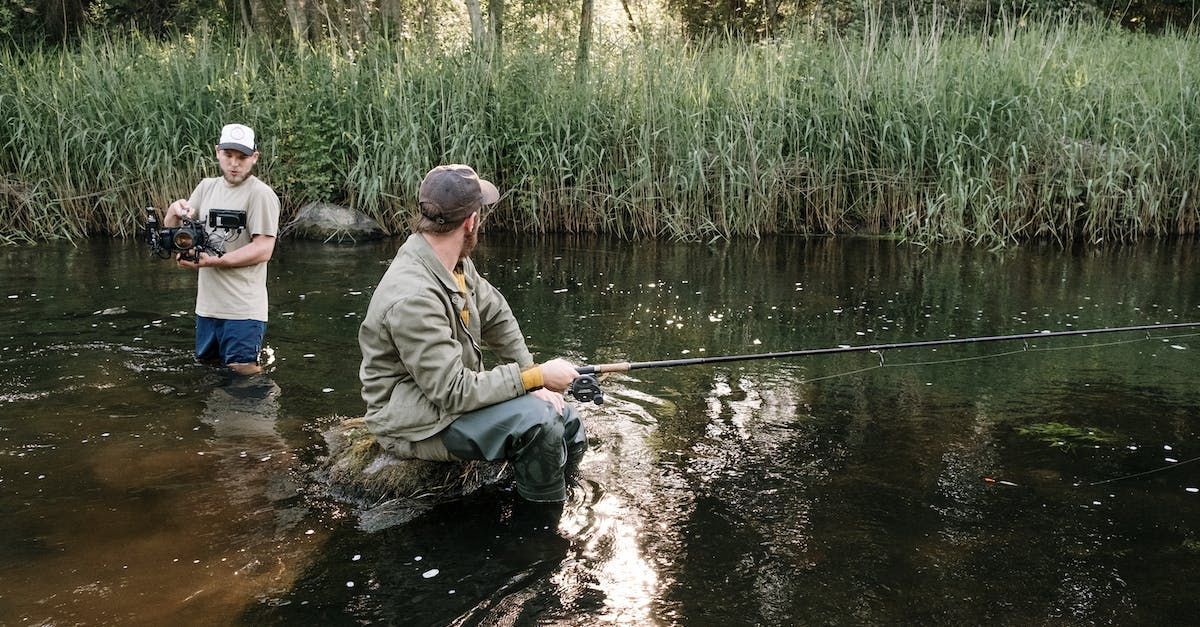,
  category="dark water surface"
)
[3,236,1199,625]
